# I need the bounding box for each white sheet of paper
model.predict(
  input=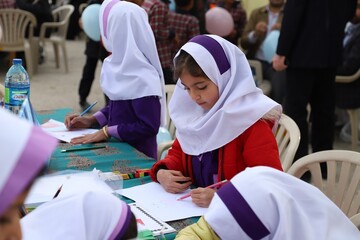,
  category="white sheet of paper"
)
[41,119,98,143]
[25,171,114,207]
[117,182,208,221]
